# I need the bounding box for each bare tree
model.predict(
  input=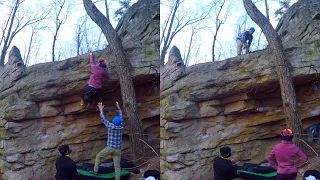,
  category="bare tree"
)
[105,0,110,20]
[50,0,70,62]
[255,0,269,49]
[72,15,107,57]
[182,25,197,66]
[74,16,88,56]
[211,0,227,62]
[22,25,41,67]
[160,0,213,65]
[82,0,146,165]
[243,0,305,151]
[0,0,49,66]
